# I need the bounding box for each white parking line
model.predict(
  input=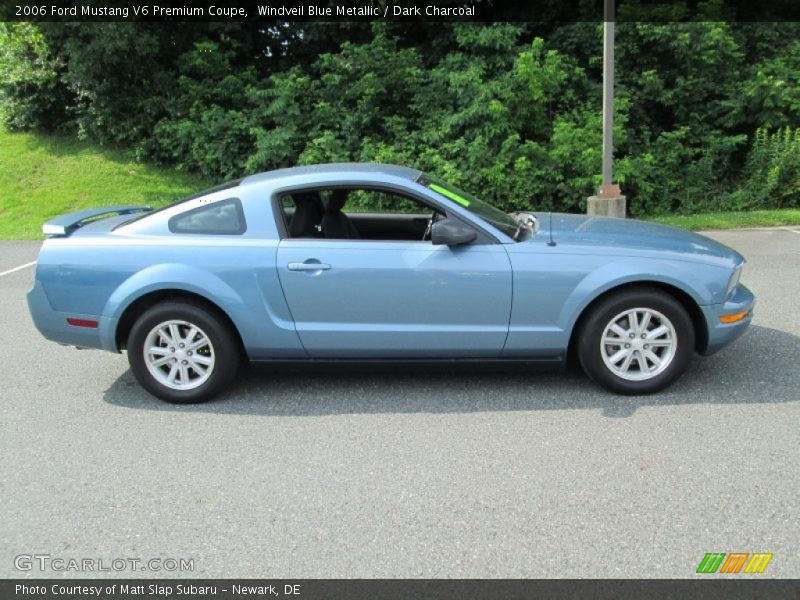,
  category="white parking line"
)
[782,227,800,234]
[0,261,37,277]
